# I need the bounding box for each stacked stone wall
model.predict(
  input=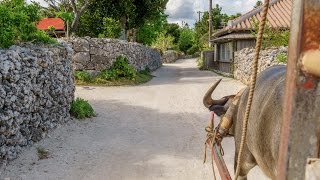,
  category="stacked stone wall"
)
[0,44,74,160]
[61,37,162,72]
[234,47,287,84]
